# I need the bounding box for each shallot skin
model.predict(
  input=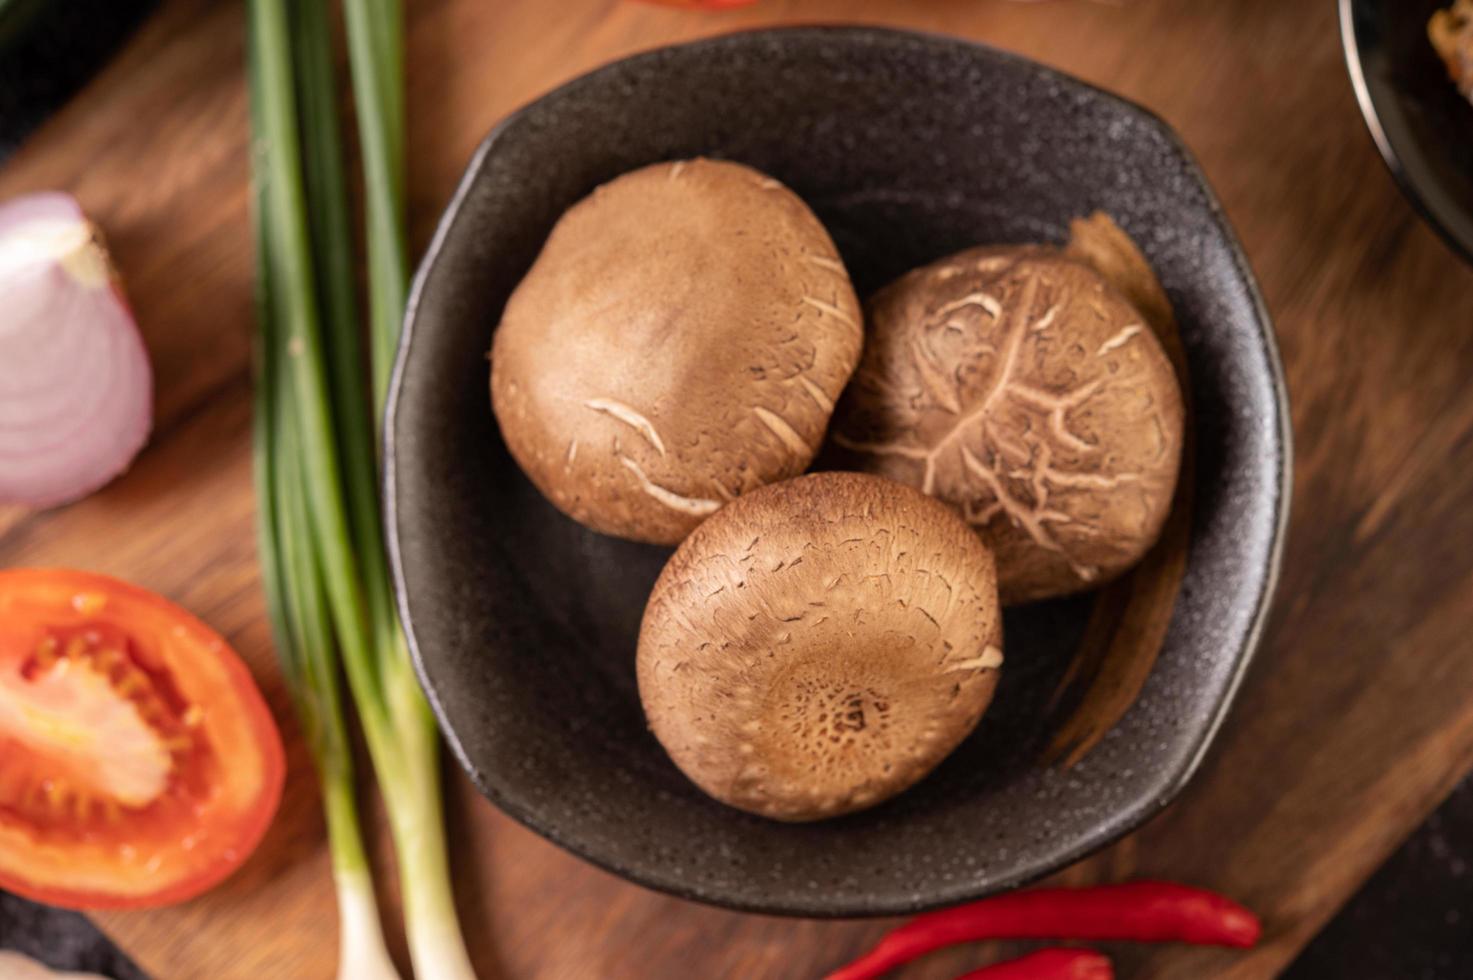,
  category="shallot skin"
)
[0,192,153,507]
